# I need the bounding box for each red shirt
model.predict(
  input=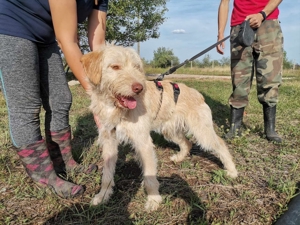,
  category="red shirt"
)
[231,0,280,26]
